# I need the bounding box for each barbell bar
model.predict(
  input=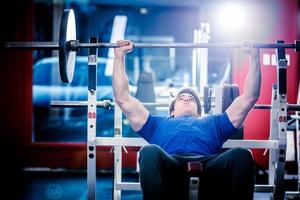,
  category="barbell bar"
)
[5,41,299,49]
[4,9,300,84]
